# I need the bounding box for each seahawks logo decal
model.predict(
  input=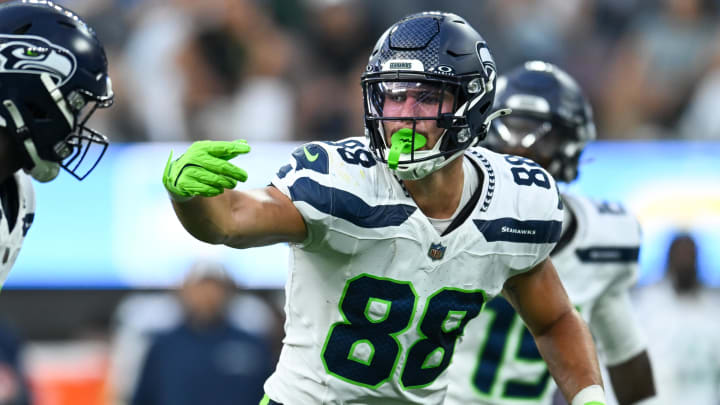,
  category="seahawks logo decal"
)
[0,34,77,86]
